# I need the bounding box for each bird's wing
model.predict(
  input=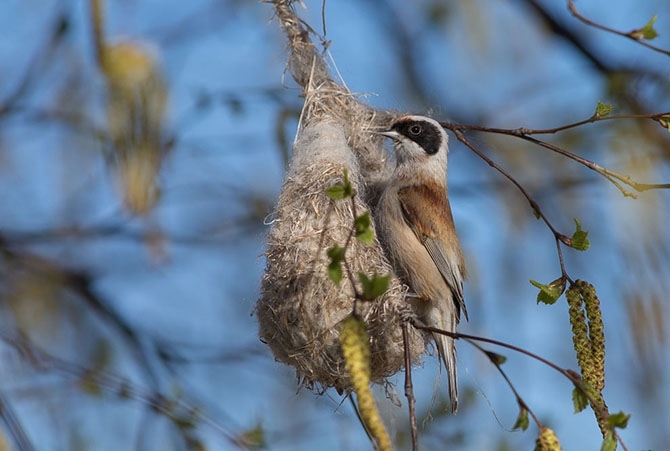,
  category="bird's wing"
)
[398,184,468,320]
